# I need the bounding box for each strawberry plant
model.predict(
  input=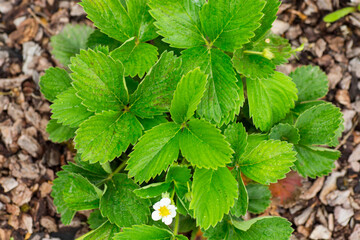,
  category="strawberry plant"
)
[40,0,344,239]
